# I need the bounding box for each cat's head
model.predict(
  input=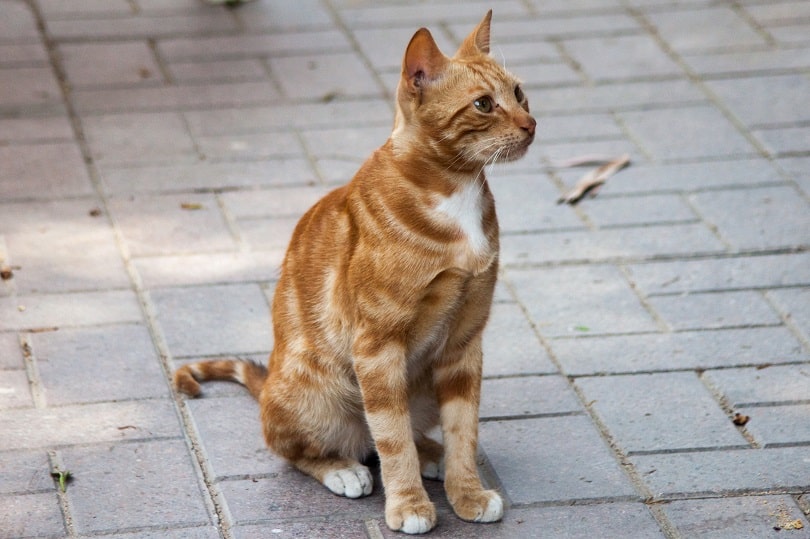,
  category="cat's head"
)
[393,10,536,172]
